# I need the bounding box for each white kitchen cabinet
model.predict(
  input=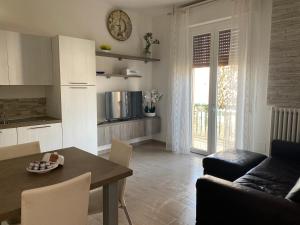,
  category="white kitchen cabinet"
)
[17,123,62,152]
[0,30,9,85]
[49,35,97,155]
[61,86,97,154]
[56,36,96,85]
[0,128,18,147]
[6,31,53,85]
